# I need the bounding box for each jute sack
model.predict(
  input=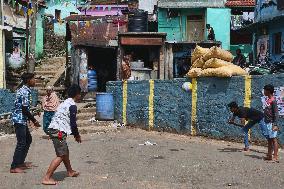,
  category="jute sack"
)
[203,58,234,69]
[227,65,248,76]
[200,65,247,78]
[191,57,205,68]
[191,45,210,63]
[186,68,202,78]
[203,46,234,62]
